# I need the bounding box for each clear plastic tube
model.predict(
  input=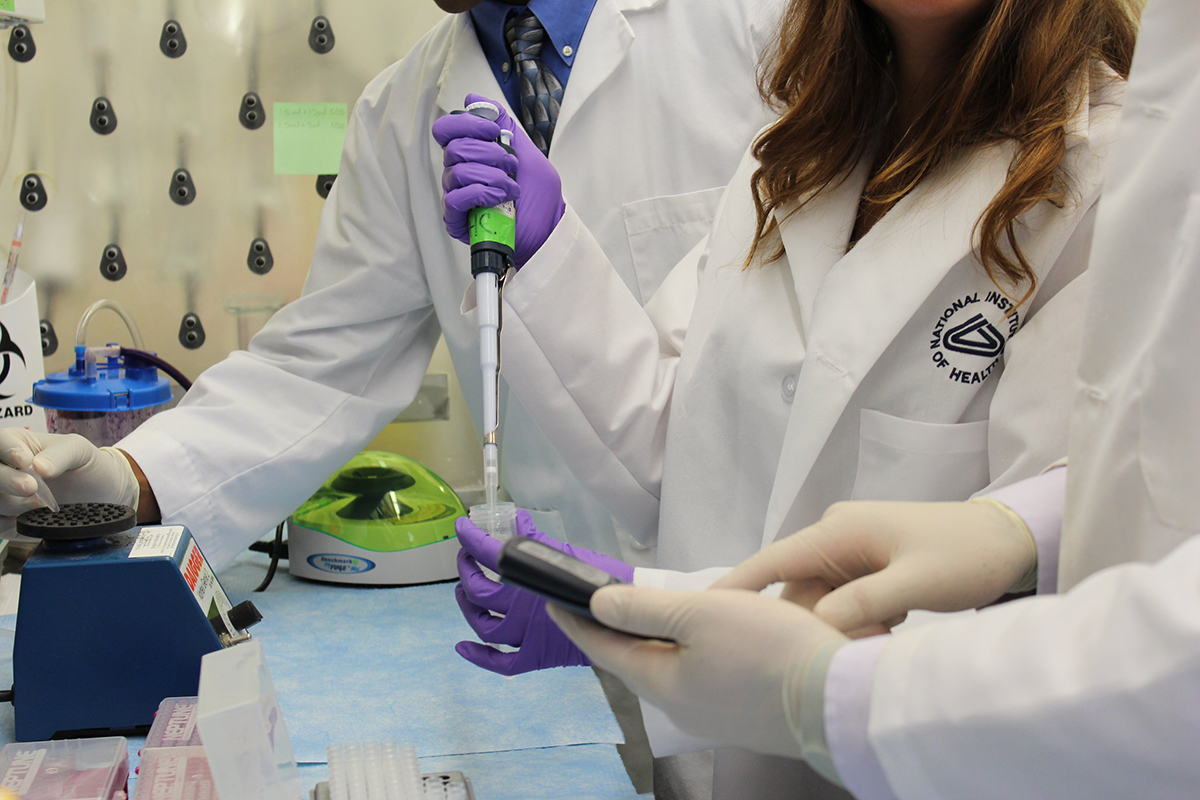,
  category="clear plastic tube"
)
[21,465,57,512]
[1,211,26,305]
[399,743,422,800]
[469,502,516,542]
[74,298,145,349]
[326,743,349,800]
[469,501,517,581]
[362,741,387,800]
[345,742,367,800]
[382,740,405,800]
[482,443,499,535]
